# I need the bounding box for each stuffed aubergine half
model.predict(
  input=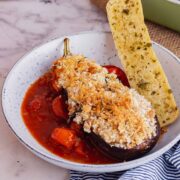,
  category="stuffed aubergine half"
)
[51,39,160,161]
